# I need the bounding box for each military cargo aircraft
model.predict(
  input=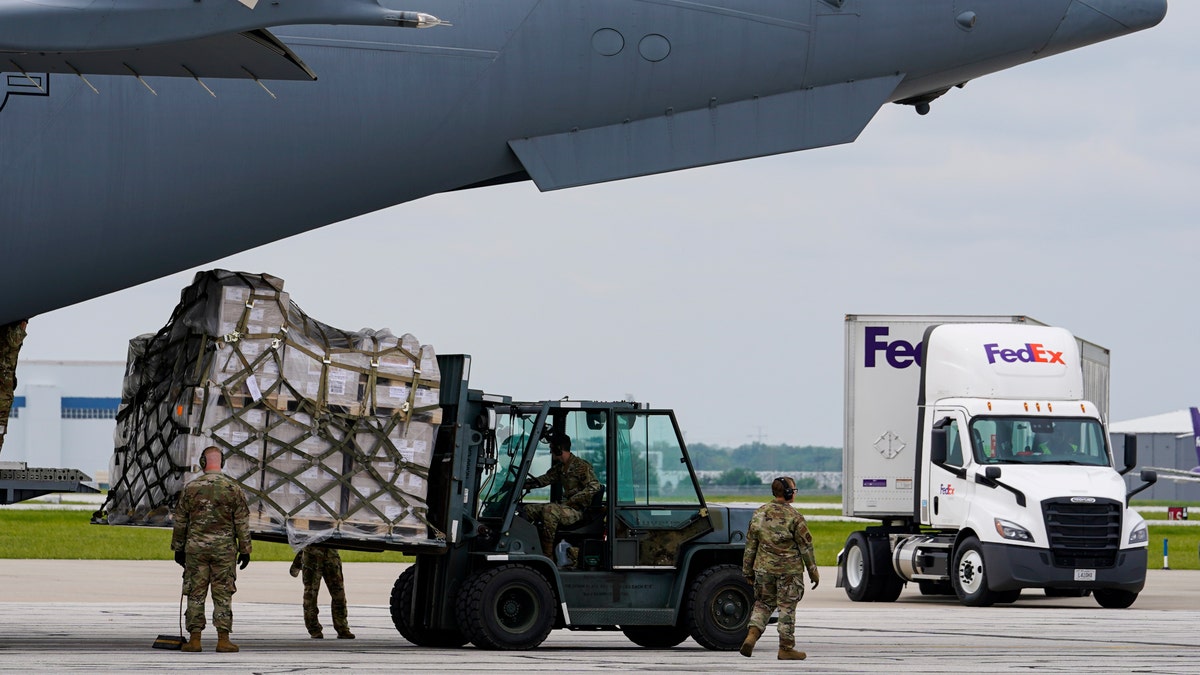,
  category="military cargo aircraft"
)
[0,0,1168,326]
